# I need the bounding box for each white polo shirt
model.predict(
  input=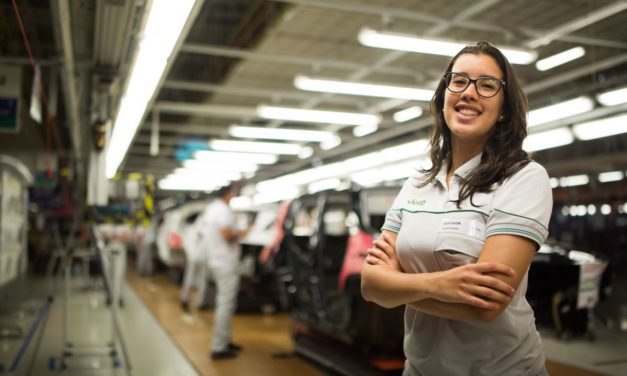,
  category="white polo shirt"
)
[382,153,552,376]
[201,199,240,270]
